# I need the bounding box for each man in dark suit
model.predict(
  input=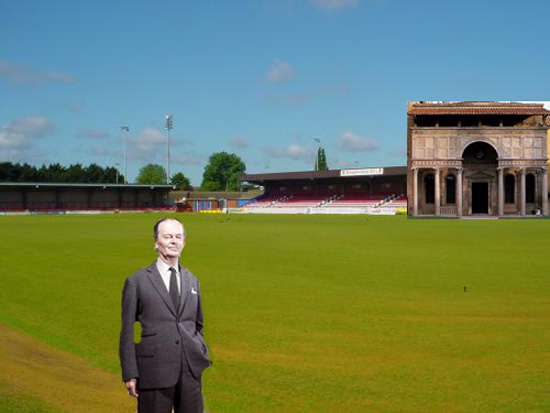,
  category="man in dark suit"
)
[119,218,211,413]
